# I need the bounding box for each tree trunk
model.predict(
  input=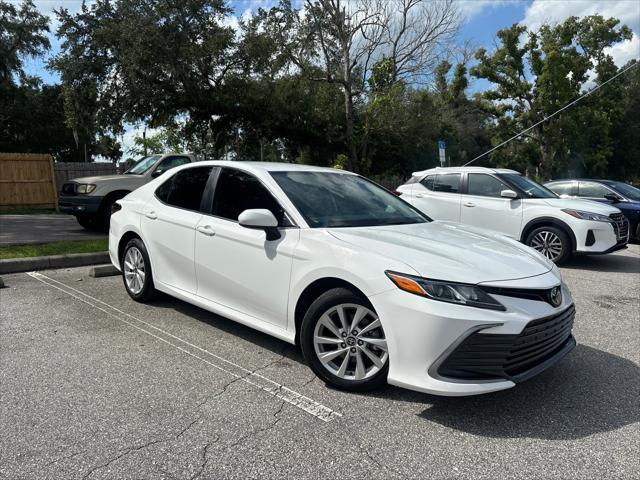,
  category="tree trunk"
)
[343,88,358,172]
